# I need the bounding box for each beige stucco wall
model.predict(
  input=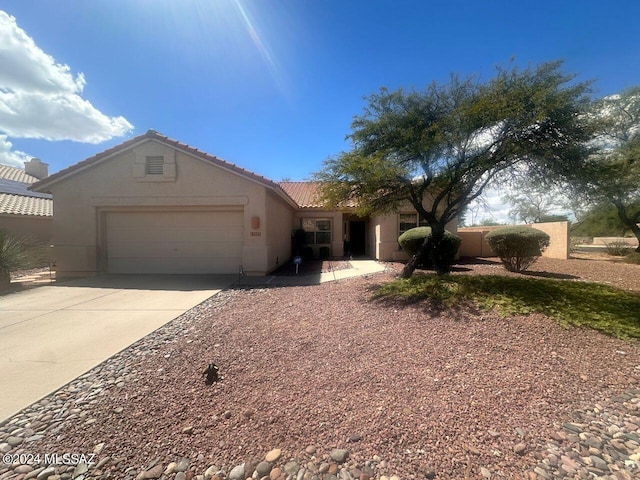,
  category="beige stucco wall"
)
[46,139,295,277]
[0,215,53,245]
[265,190,295,272]
[457,221,570,259]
